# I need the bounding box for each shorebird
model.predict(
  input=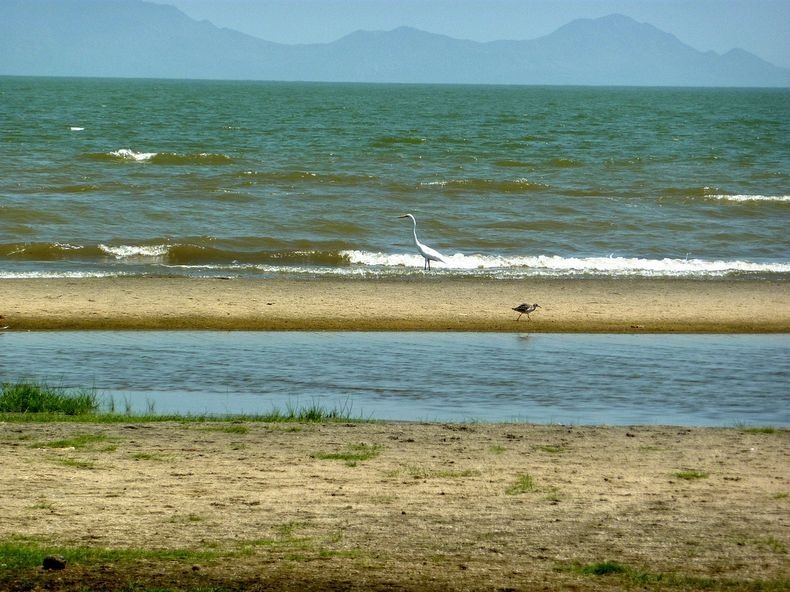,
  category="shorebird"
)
[398,213,446,271]
[512,303,540,321]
